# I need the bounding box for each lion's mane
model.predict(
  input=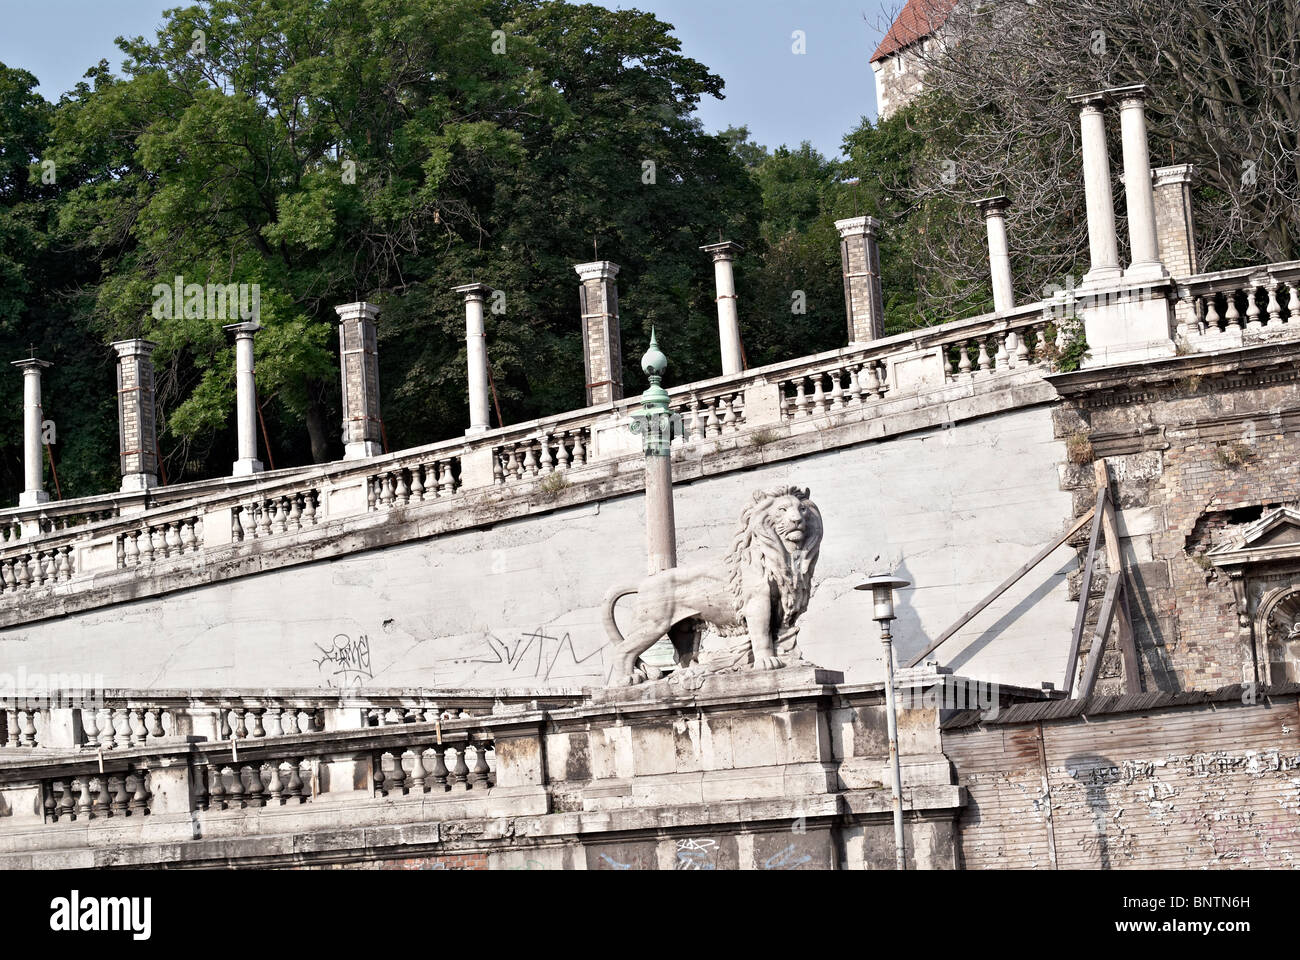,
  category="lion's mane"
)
[723,485,823,630]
